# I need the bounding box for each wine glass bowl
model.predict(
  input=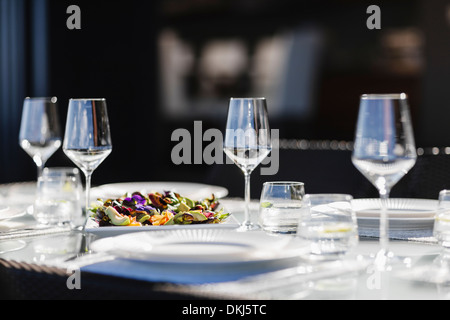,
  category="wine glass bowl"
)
[223,97,272,231]
[19,97,62,177]
[63,98,112,223]
[352,93,417,268]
